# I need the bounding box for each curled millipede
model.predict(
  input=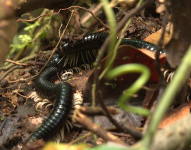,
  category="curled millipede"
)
[26,67,73,143]
[28,32,164,143]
